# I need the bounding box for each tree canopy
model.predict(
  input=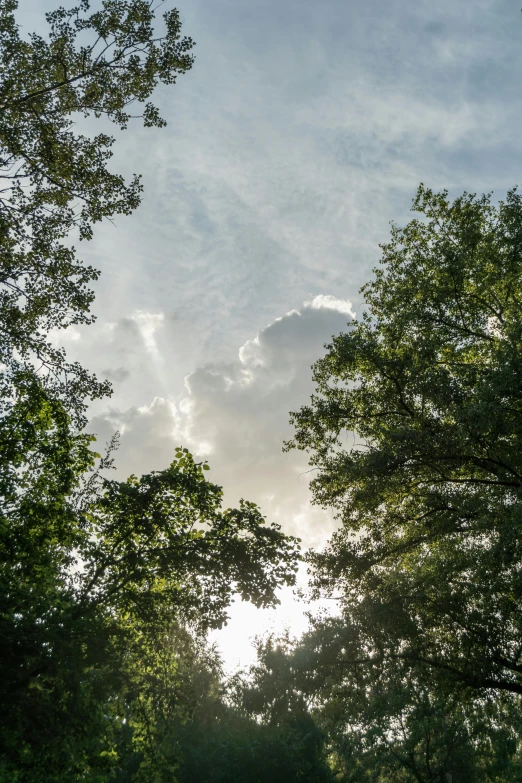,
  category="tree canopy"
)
[1,444,300,781]
[0,0,194,422]
[243,624,522,782]
[0,3,302,780]
[3,0,522,778]
[288,185,522,698]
